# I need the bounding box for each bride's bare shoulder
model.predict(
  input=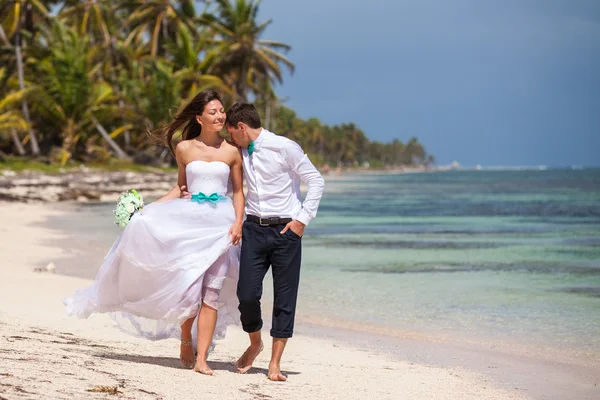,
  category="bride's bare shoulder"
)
[176,139,194,151]
[221,140,242,164]
[176,139,196,156]
[222,139,240,153]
